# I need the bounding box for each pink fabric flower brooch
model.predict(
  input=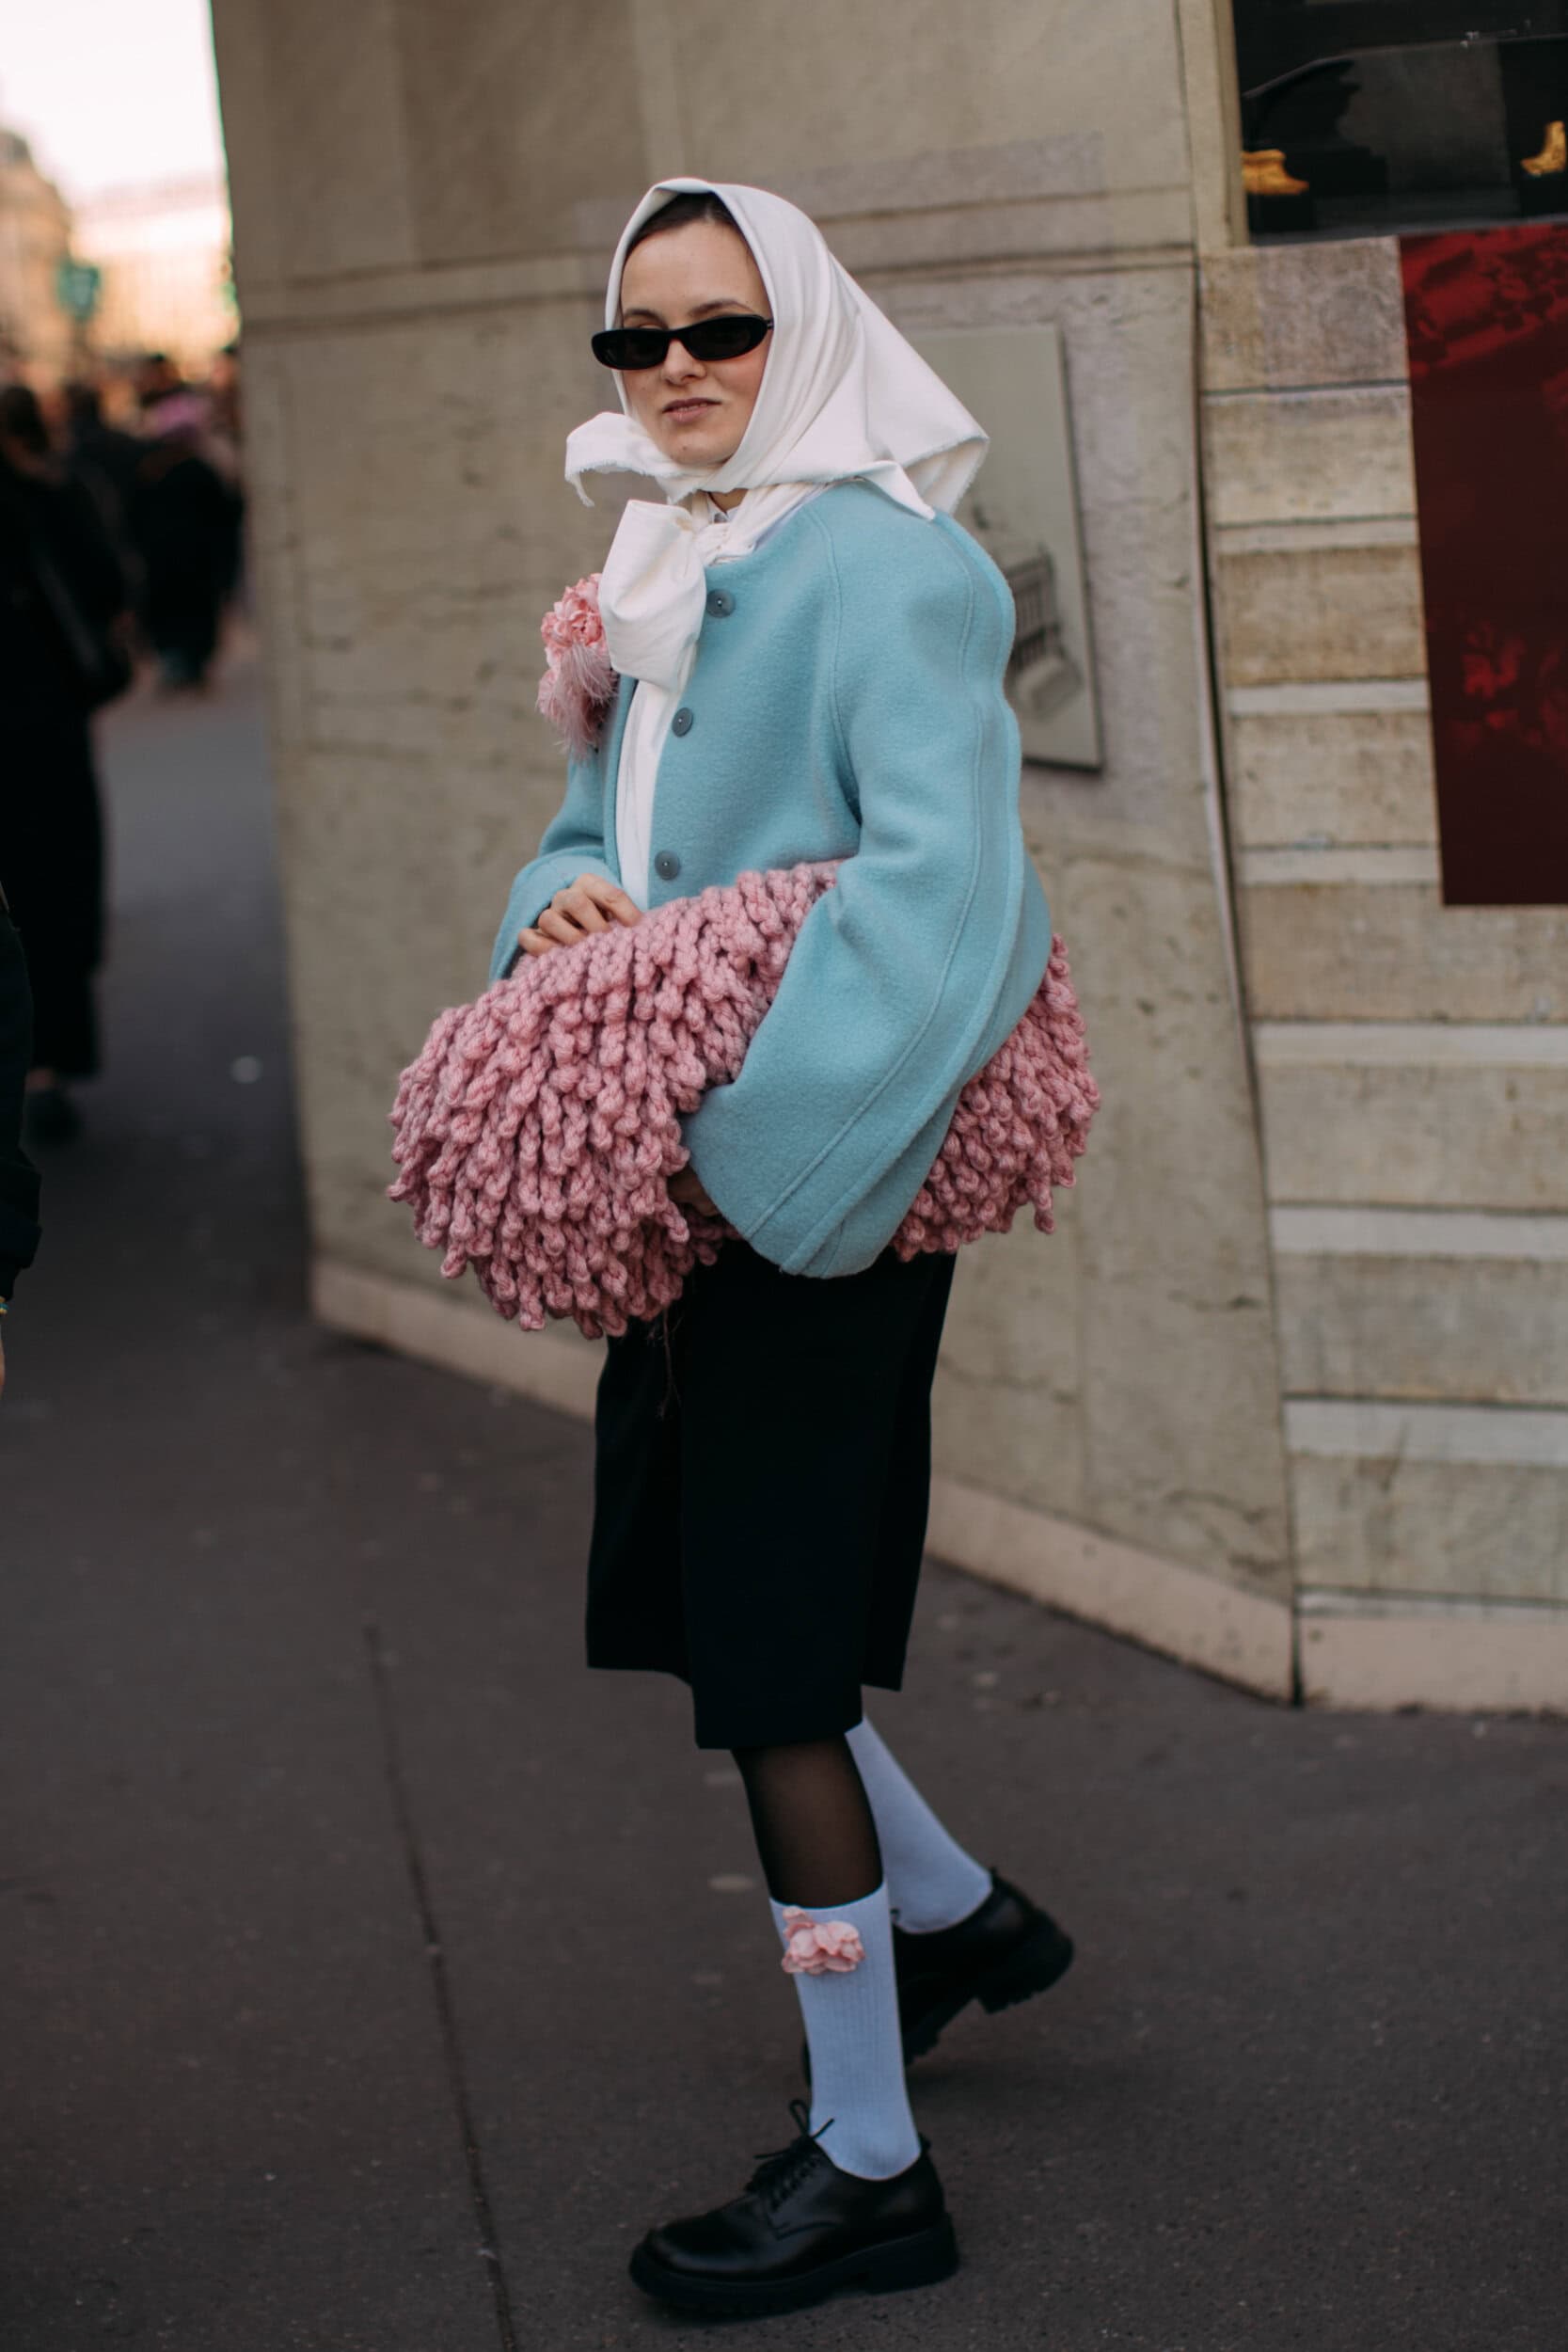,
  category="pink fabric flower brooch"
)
[537,572,618,761]
[779,1909,866,1976]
